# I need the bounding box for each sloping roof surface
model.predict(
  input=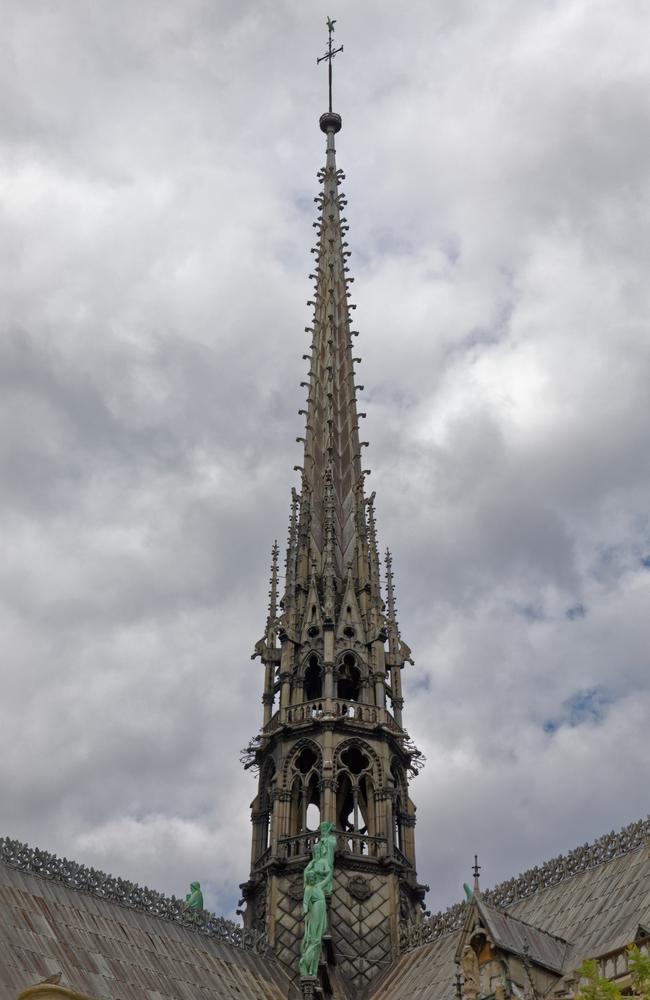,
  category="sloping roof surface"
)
[507,843,650,957]
[475,898,571,973]
[371,836,650,1000]
[2,824,649,1000]
[0,864,291,1000]
[369,931,460,1000]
